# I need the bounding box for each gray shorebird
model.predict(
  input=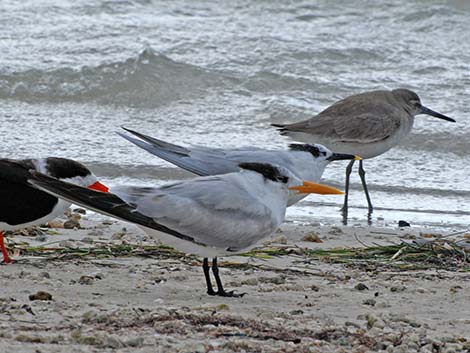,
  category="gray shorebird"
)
[117,127,360,207]
[272,89,455,222]
[29,163,343,297]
